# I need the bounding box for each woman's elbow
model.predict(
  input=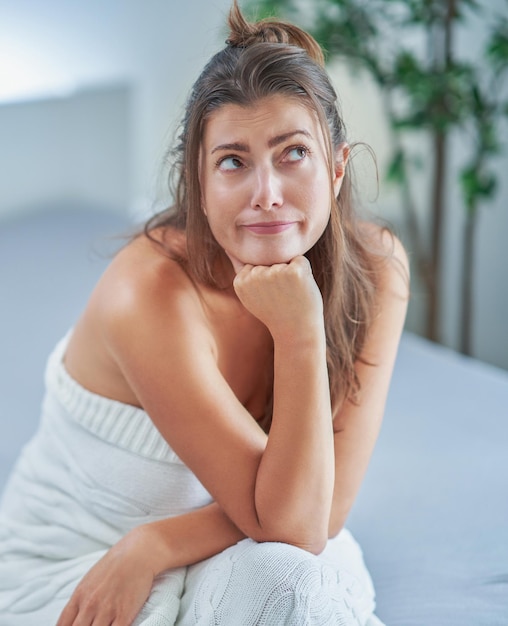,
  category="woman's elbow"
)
[328,512,347,540]
[248,524,329,556]
[298,535,328,555]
